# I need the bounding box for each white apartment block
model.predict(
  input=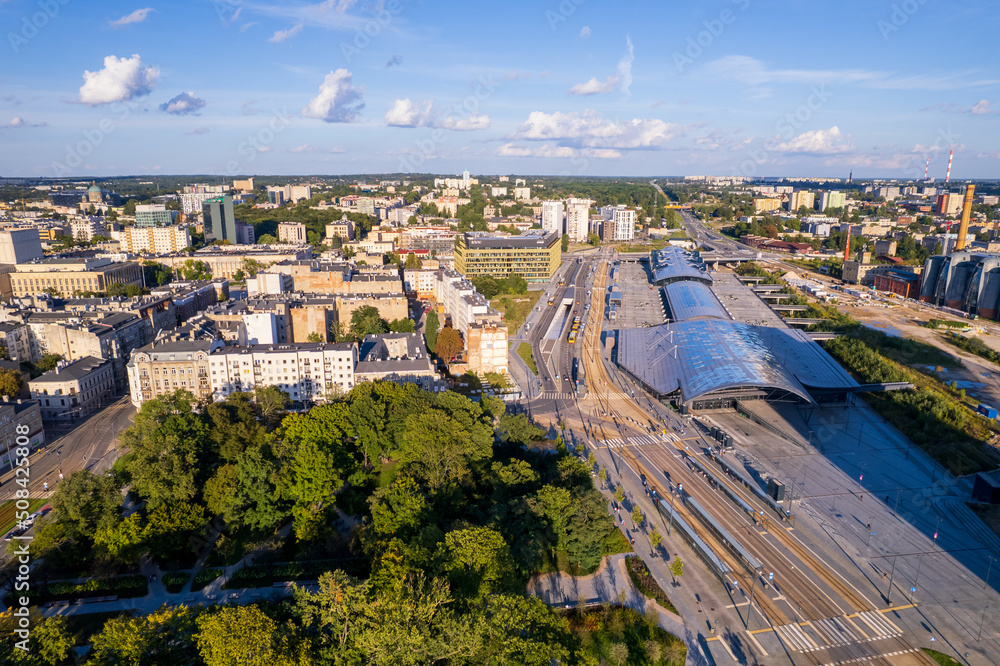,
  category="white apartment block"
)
[404,269,438,299]
[565,198,592,243]
[115,225,191,254]
[209,342,358,403]
[603,206,636,242]
[818,191,847,211]
[180,191,218,215]
[70,219,105,242]
[514,187,531,201]
[490,187,508,197]
[541,201,564,236]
